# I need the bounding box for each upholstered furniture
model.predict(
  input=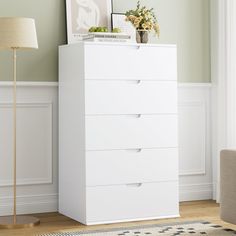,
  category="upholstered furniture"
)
[220,149,236,224]
[59,42,179,225]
